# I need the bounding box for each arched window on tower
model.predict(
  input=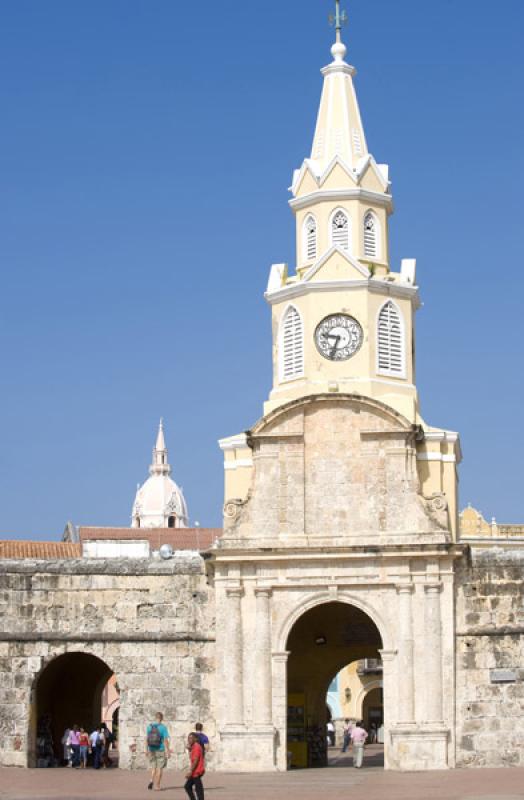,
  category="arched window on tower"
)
[377,301,405,377]
[168,515,176,528]
[331,209,350,251]
[279,305,304,382]
[364,211,379,259]
[304,214,317,262]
